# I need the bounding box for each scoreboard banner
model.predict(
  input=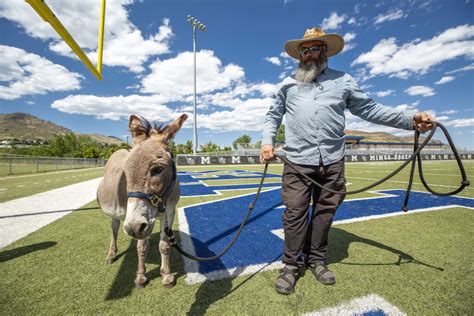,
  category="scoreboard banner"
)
[177,153,473,165]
